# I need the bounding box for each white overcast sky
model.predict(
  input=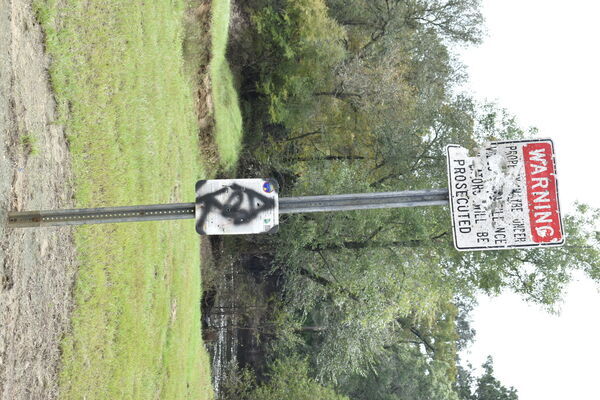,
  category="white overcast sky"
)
[458,1,600,399]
